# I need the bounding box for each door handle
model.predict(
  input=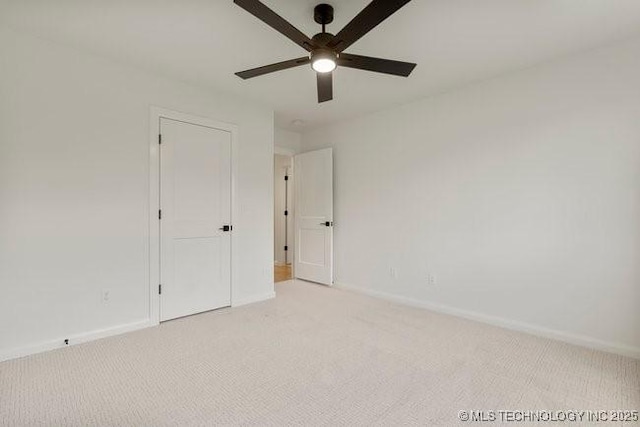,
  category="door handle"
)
[219,225,232,232]
[319,221,333,227]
